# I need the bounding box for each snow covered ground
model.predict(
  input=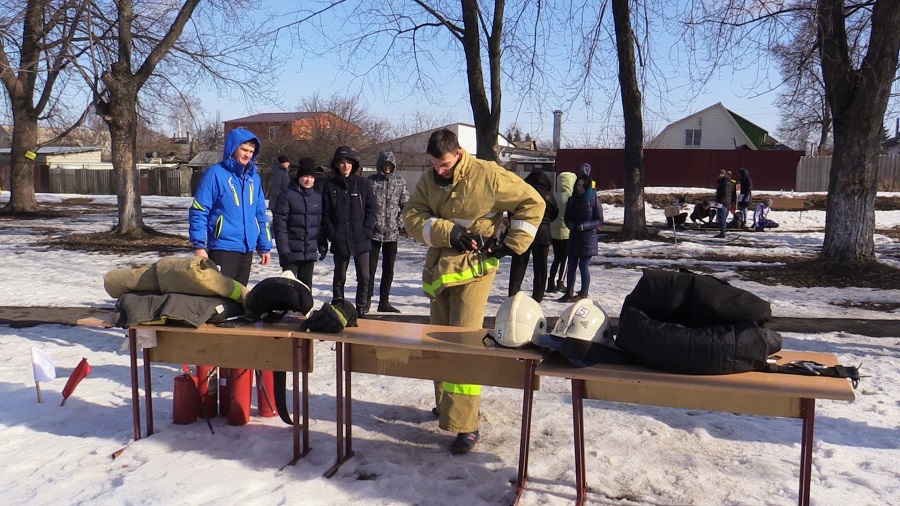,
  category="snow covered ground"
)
[1,190,898,505]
